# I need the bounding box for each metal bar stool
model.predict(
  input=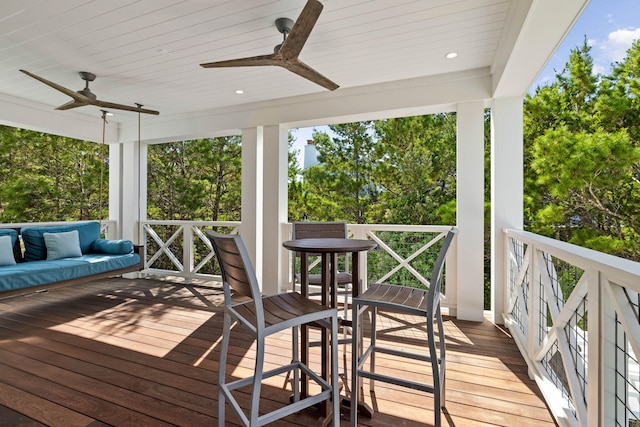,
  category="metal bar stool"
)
[350,227,458,427]
[208,231,340,426]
